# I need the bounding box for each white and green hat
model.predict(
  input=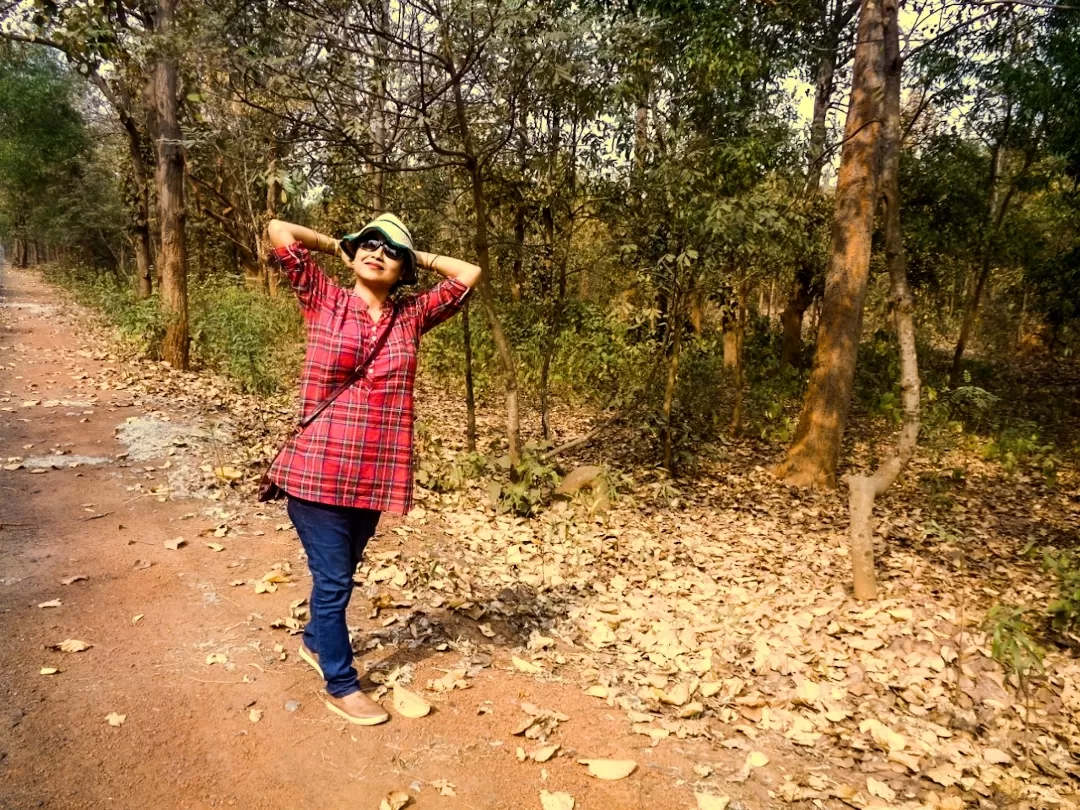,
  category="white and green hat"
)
[340,213,417,285]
